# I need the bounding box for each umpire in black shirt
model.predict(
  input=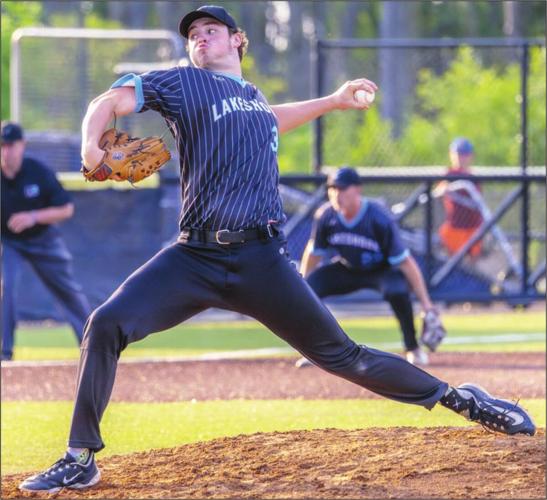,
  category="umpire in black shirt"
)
[1,121,91,360]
